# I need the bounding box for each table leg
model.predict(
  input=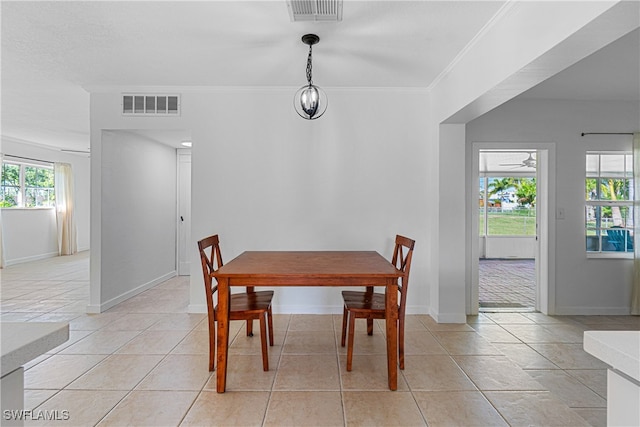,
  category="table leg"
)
[216,277,230,393]
[385,278,398,391]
